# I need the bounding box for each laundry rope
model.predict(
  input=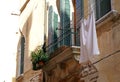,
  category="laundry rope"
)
[92,49,120,65]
